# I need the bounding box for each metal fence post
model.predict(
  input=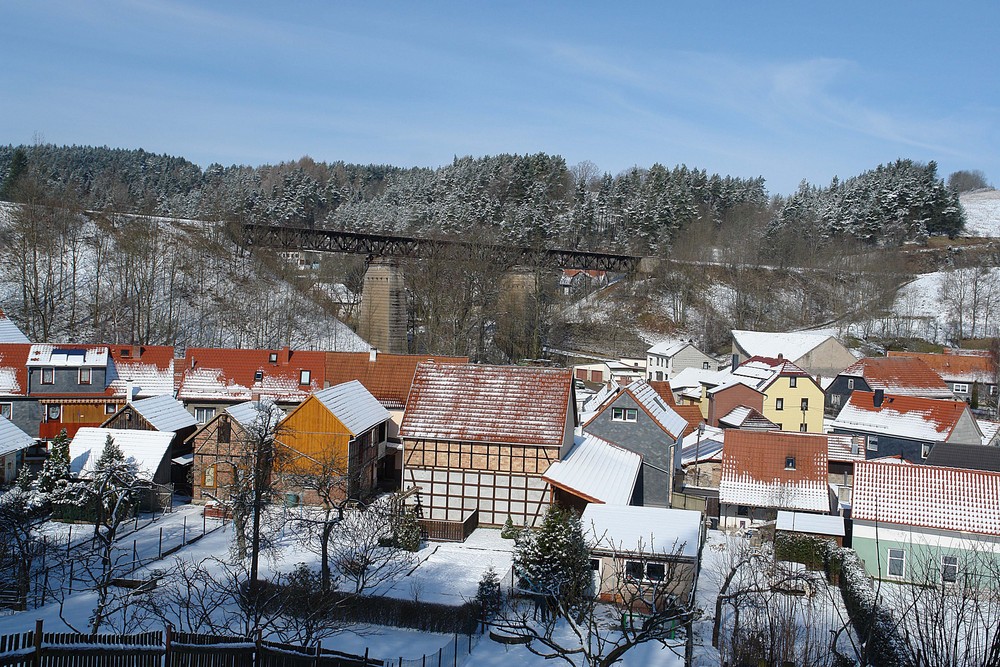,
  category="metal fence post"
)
[158,527,163,559]
[438,646,442,667]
